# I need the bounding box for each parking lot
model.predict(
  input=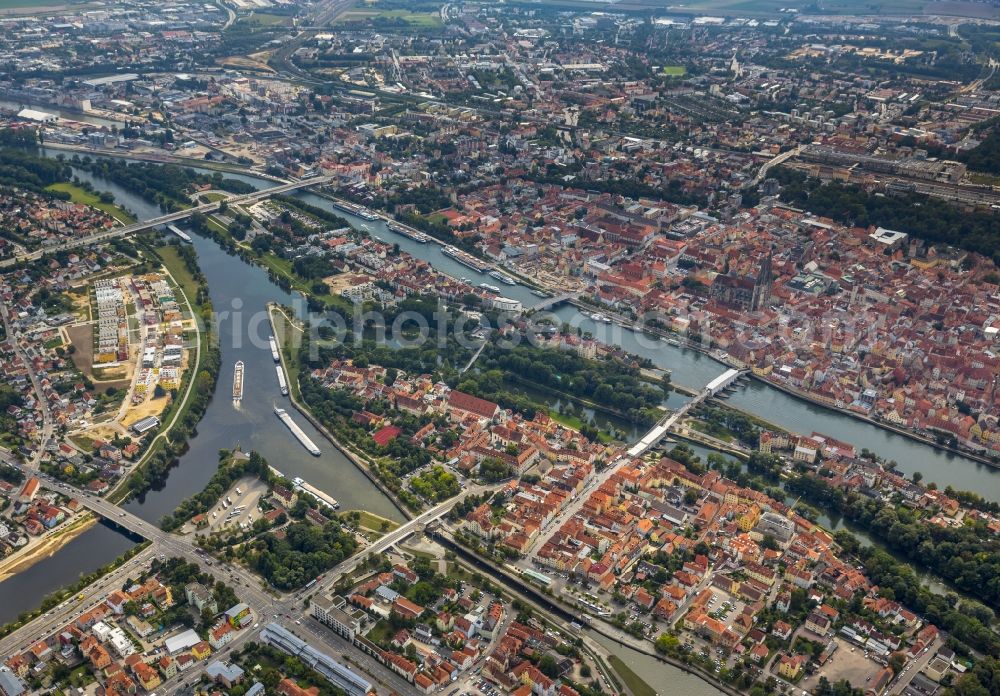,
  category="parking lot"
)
[800,638,883,692]
[199,477,268,534]
[705,588,746,630]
